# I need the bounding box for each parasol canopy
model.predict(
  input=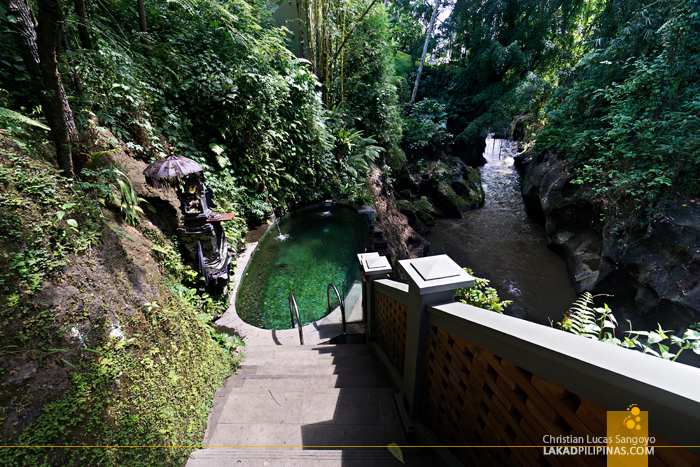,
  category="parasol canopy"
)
[143,153,204,188]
